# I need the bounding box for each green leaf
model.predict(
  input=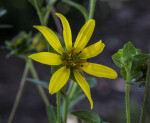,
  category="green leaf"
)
[112,52,124,68]
[46,104,57,123]
[131,72,143,83]
[26,78,49,89]
[123,41,136,59]
[72,110,101,123]
[120,66,127,80]
[86,77,97,88]
[132,54,149,68]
